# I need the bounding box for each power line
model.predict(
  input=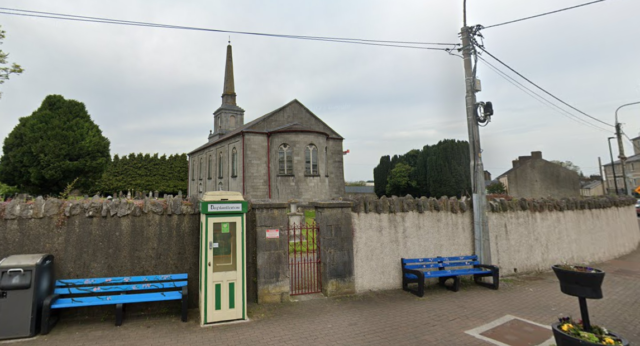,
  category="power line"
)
[477,56,611,133]
[0,7,458,51]
[482,0,606,29]
[476,45,614,128]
